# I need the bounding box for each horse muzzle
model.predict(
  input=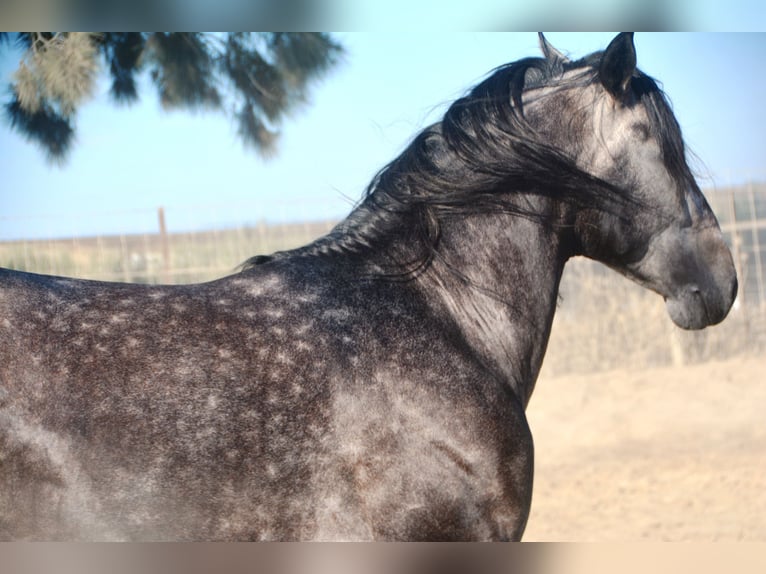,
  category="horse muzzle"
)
[663,230,738,330]
[665,276,737,330]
